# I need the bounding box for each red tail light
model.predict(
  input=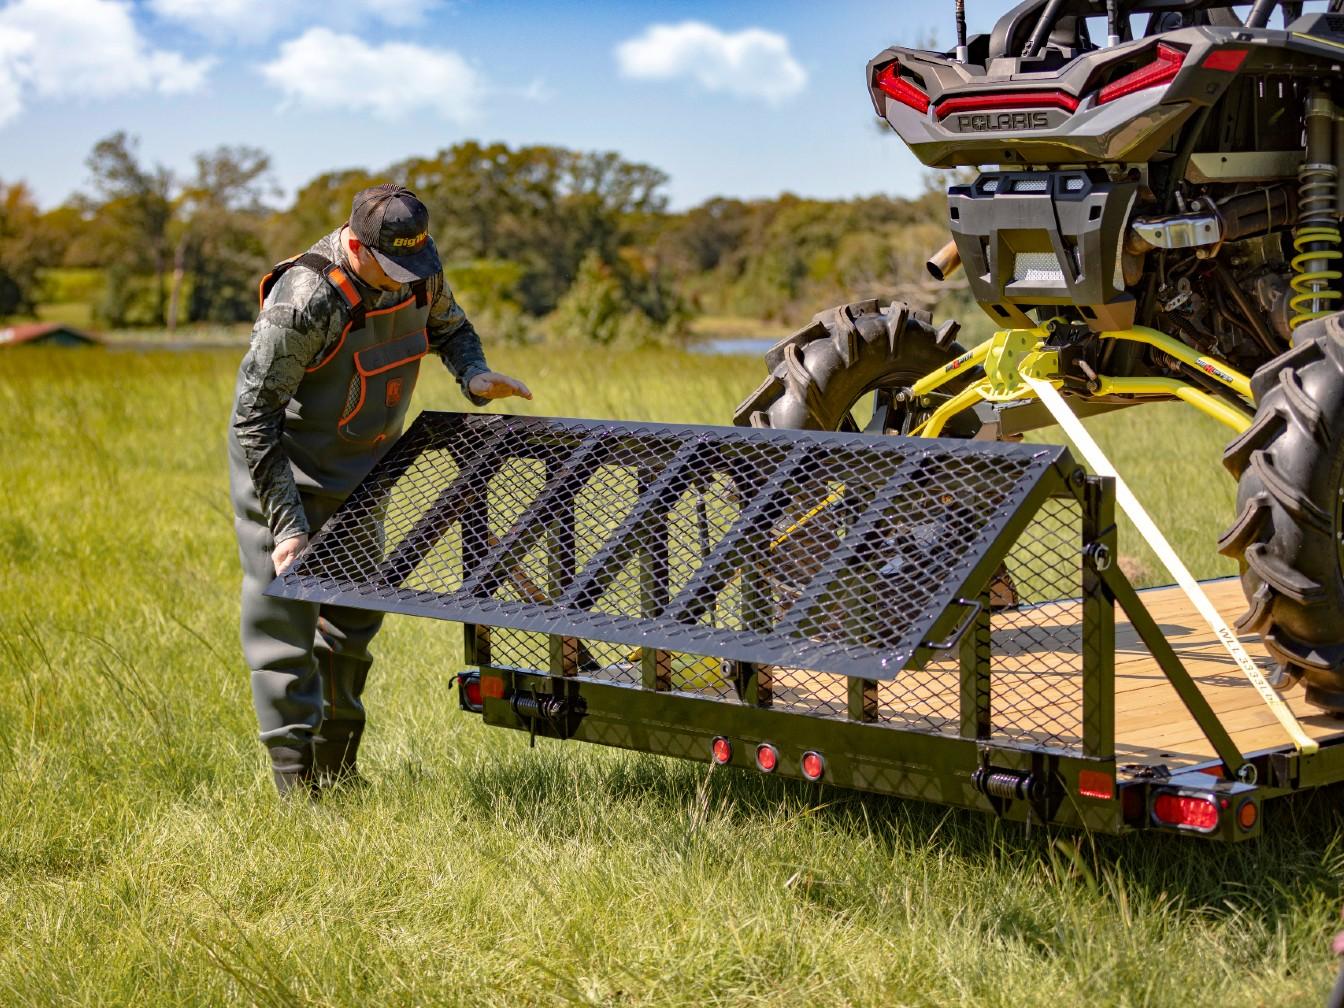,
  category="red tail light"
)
[935,90,1079,120]
[460,676,483,711]
[711,737,732,766]
[801,751,825,782]
[1098,44,1185,104]
[875,64,930,114]
[1151,791,1220,832]
[755,743,779,773]
[1202,48,1248,73]
[1077,769,1114,800]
